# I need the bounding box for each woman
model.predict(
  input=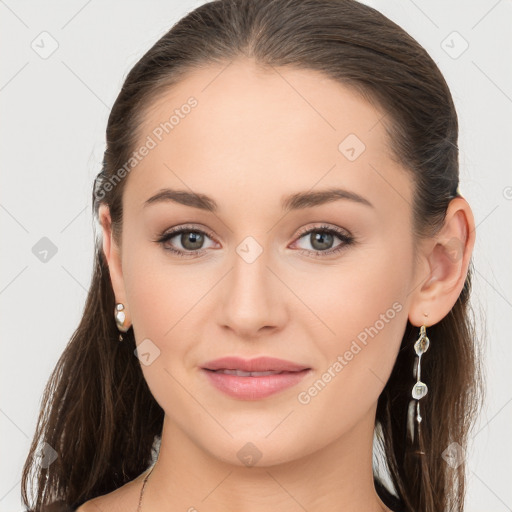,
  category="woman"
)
[22,0,484,511]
